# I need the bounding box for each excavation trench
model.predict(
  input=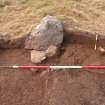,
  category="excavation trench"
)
[0,30,105,66]
[0,31,105,105]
